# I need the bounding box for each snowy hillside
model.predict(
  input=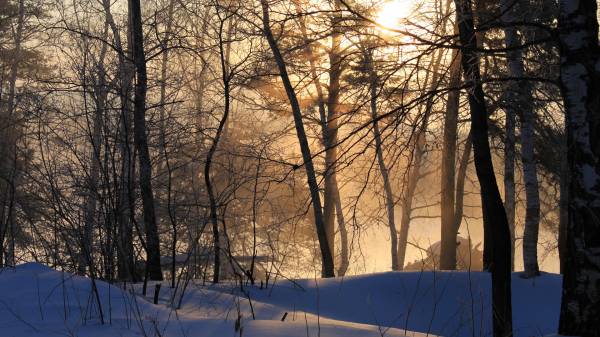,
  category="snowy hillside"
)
[0,263,561,337]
